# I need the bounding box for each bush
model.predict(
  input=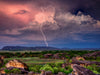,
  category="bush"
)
[5,68,21,74]
[53,67,59,74]
[59,68,73,74]
[29,65,42,73]
[55,62,64,67]
[40,64,54,73]
[5,69,11,74]
[29,67,38,73]
[10,68,21,74]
